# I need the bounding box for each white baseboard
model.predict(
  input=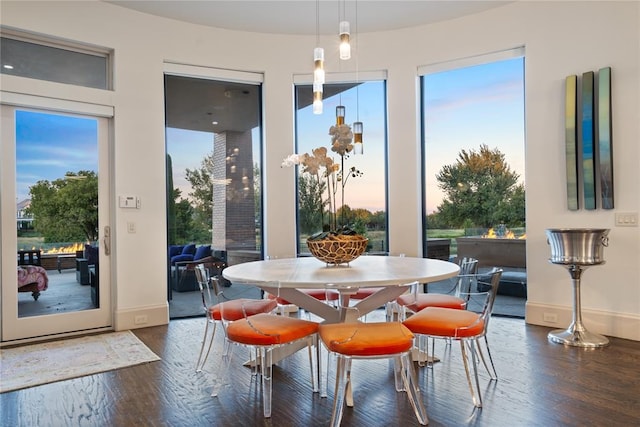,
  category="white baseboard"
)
[114,303,169,331]
[526,302,640,341]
